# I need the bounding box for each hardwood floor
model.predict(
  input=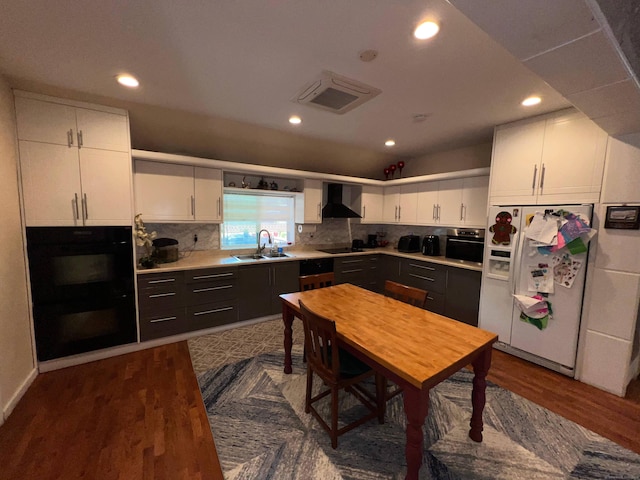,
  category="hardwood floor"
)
[0,342,638,480]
